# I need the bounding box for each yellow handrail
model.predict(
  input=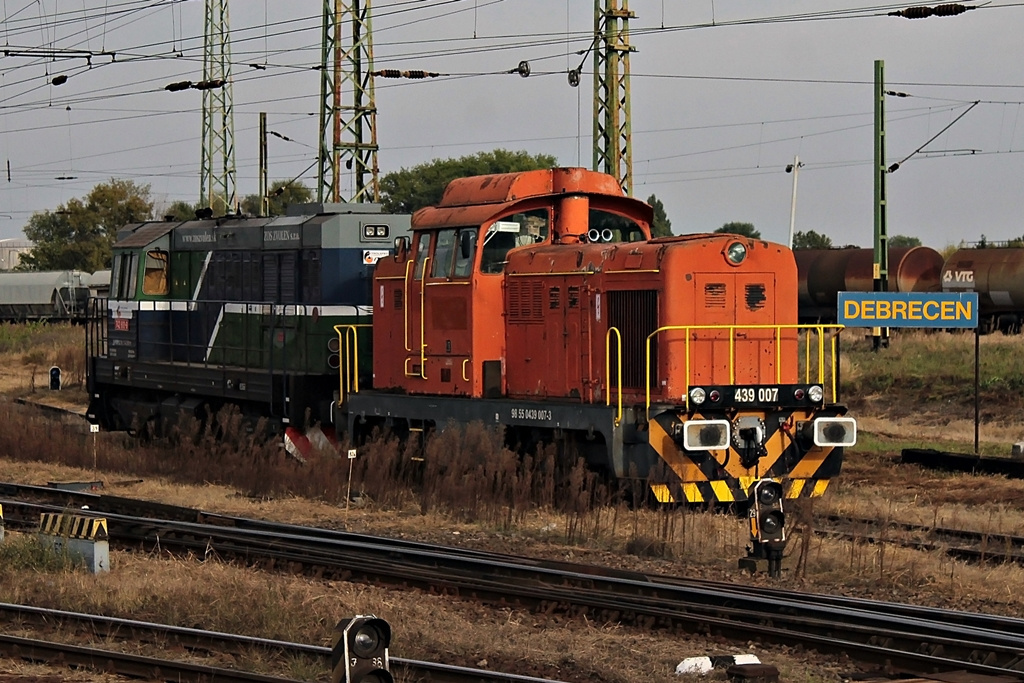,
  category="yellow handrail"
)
[644,324,845,418]
[605,326,623,426]
[333,324,371,406]
[404,256,430,378]
[418,256,430,379]
[402,259,414,352]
